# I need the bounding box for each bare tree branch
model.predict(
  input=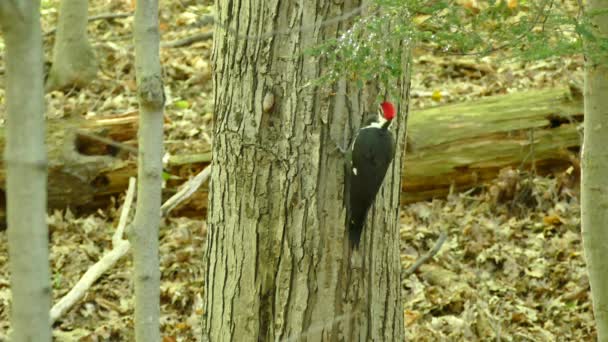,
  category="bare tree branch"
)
[161,164,212,216]
[50,163,212,322]
[50,177,136,323]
